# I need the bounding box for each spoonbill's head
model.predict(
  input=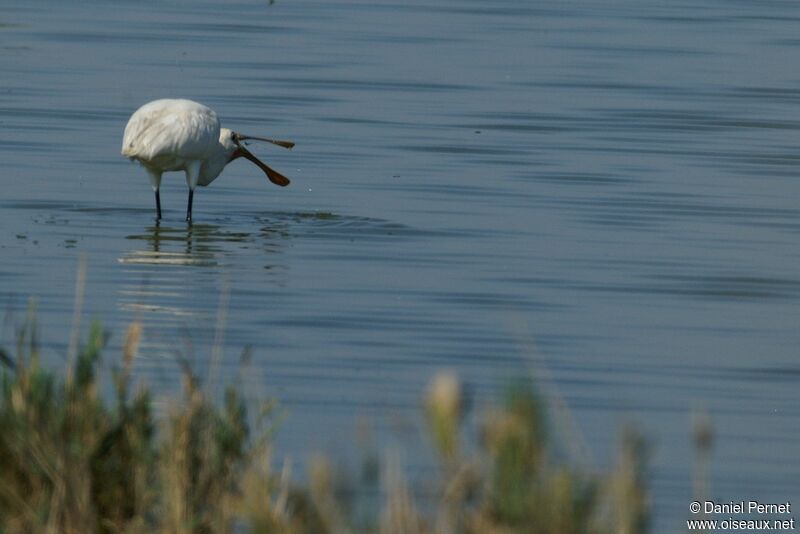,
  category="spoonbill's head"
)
[221,127,293,187]
[219,127,240,157]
